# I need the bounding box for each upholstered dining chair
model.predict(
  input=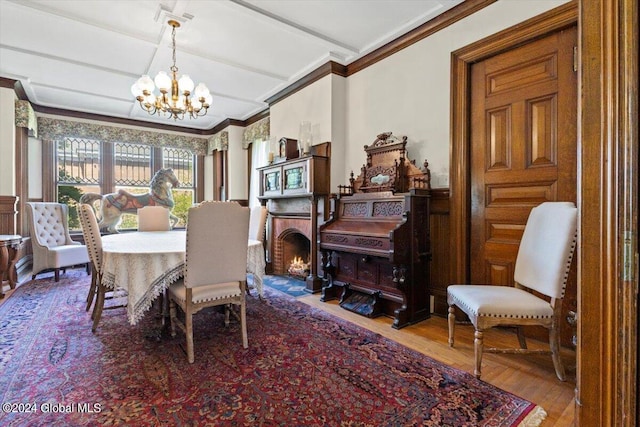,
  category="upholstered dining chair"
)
[78,204,102,313]
[168,201,250,363]
[26,202,90,282]
[137,206,171,231]
[78,203,126,332]
[249,205,268,242]
[447,202,578,381]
